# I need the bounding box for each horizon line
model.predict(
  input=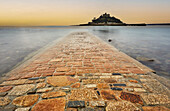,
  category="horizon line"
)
[0,23,170,27]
